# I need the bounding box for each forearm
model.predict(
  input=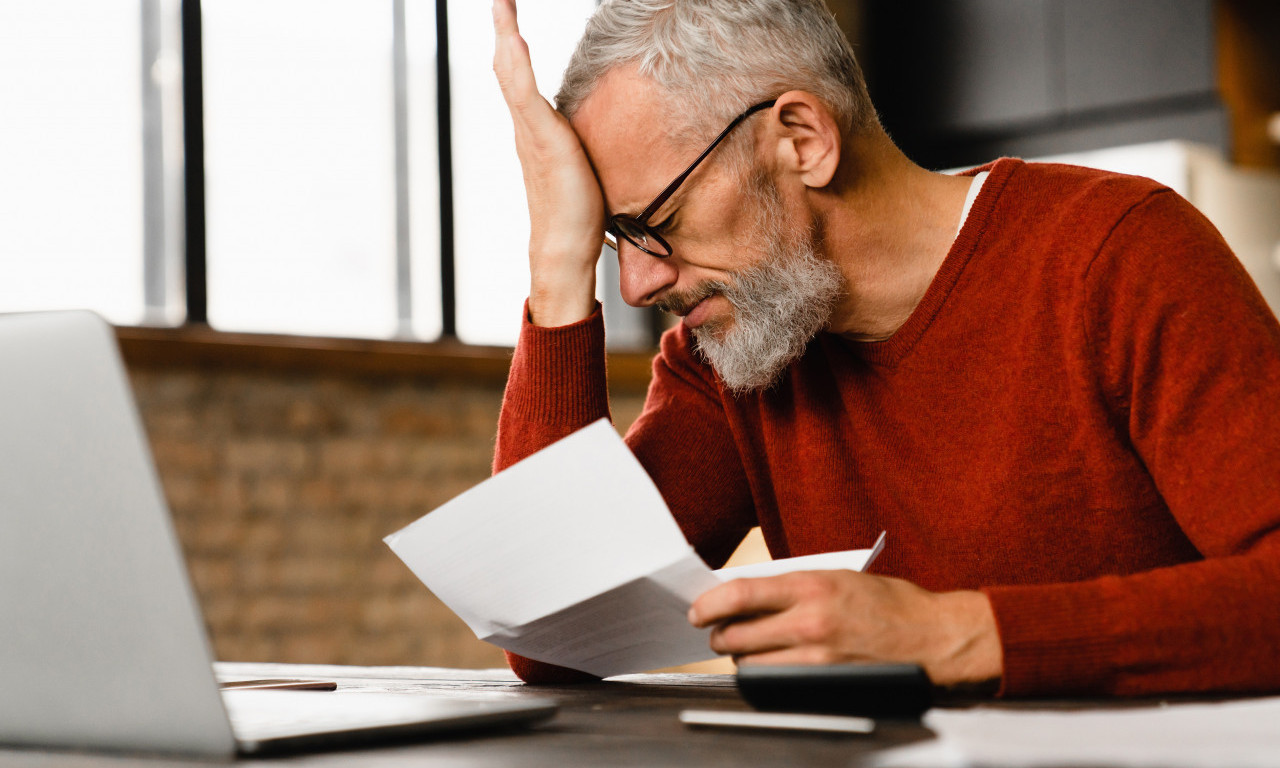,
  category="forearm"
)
[1041,193,1280,696]
[984,547,1280,697]
[494,301,611,473]
[930,590,1003,687]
